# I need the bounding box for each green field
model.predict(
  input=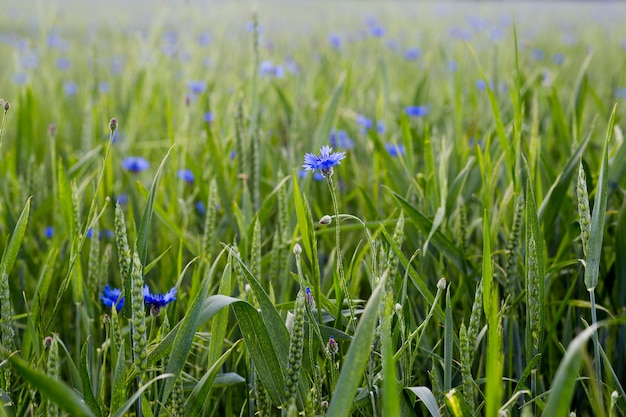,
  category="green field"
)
[1,1,626,416]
